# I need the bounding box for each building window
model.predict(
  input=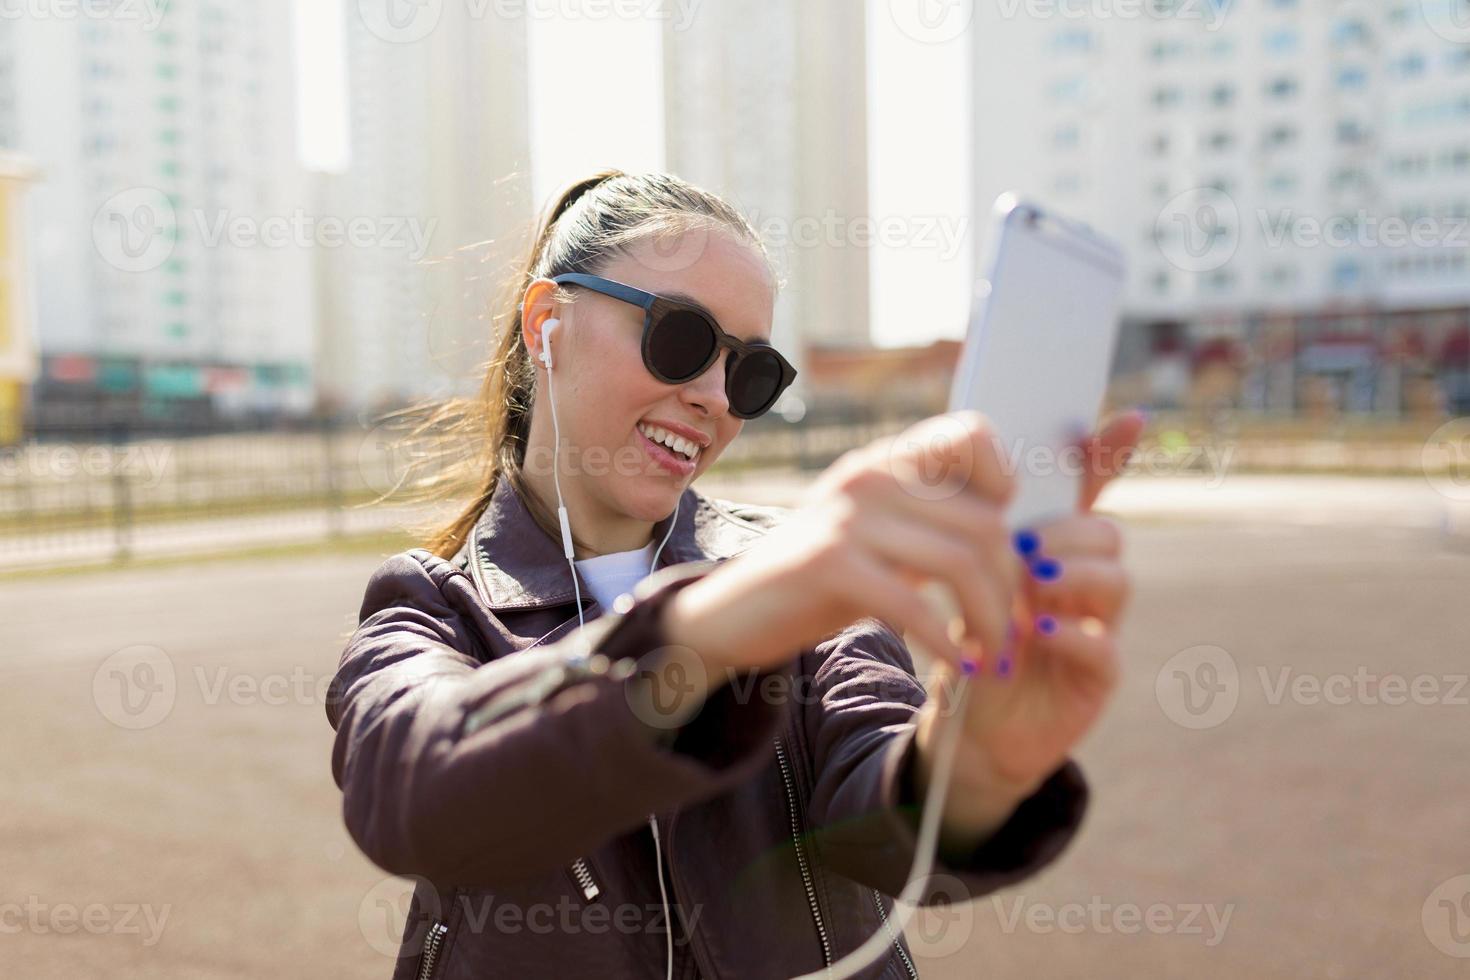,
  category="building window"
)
[1335,65,1369,90]
[1048,75,1088,103]
[1265,265,1299,288]
[1332,259,1363,289]
[1263,124,1297,149]
[1331,18,1370,46]
[1208,82,1236,108]
[1205,130,1235,153]
[1335,119,1370,146]
[1051,124,1081,150]
[1149,39,1186,62]
[1266,76,1299,99]
[1266,172,1298,195]
[1151,85,1183,108]
[1049,28,1092,53]
[1264,28,1299,54]
[1207,269,1237,292]
[1392,52,1427,78]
